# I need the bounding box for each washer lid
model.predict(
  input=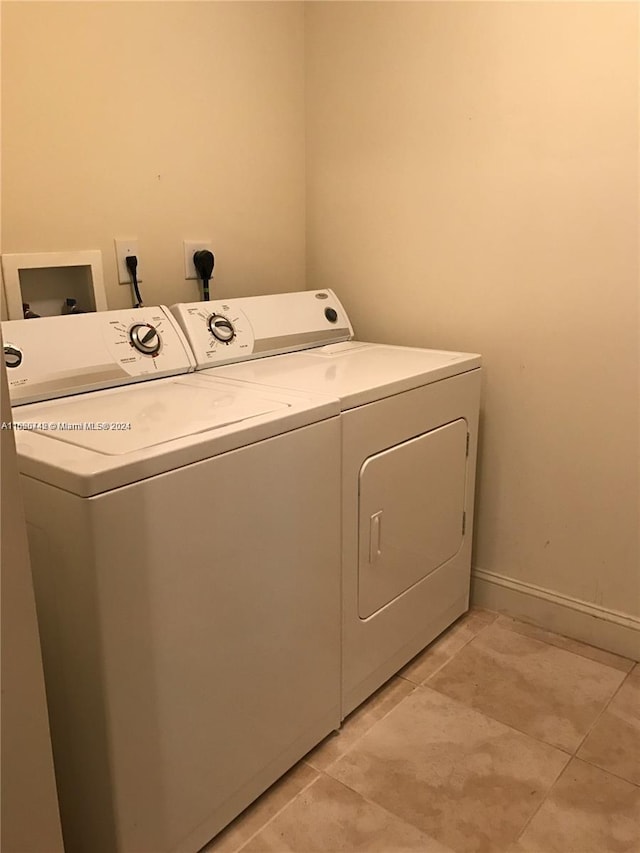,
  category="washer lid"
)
[12,375,339,496]
[20,376,287,455]
[208,342,482,410]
